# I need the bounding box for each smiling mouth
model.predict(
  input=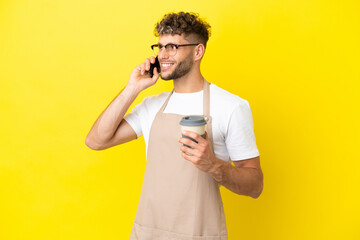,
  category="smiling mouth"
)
[160,63,175,71]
